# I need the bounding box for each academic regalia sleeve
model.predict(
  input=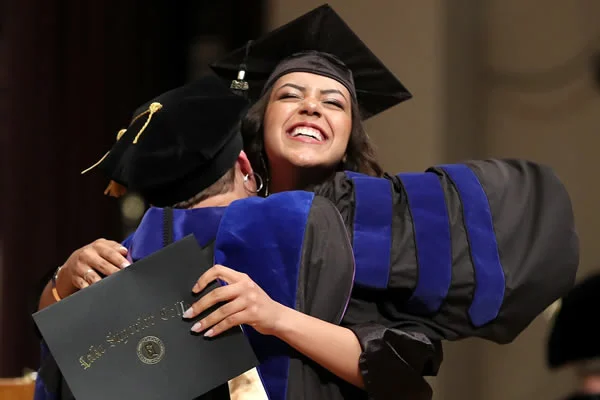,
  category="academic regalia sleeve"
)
[216,192,358,400]
[283,195,368,399]
[34,341,75,400]
[285,194,439,400]
[295,195,355,323]
[344,318,442,400]
[435,159,579,342]
[307,198,442,400]
[313,159,579,344]
[33,343,52,400]
[33,267,58,340]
